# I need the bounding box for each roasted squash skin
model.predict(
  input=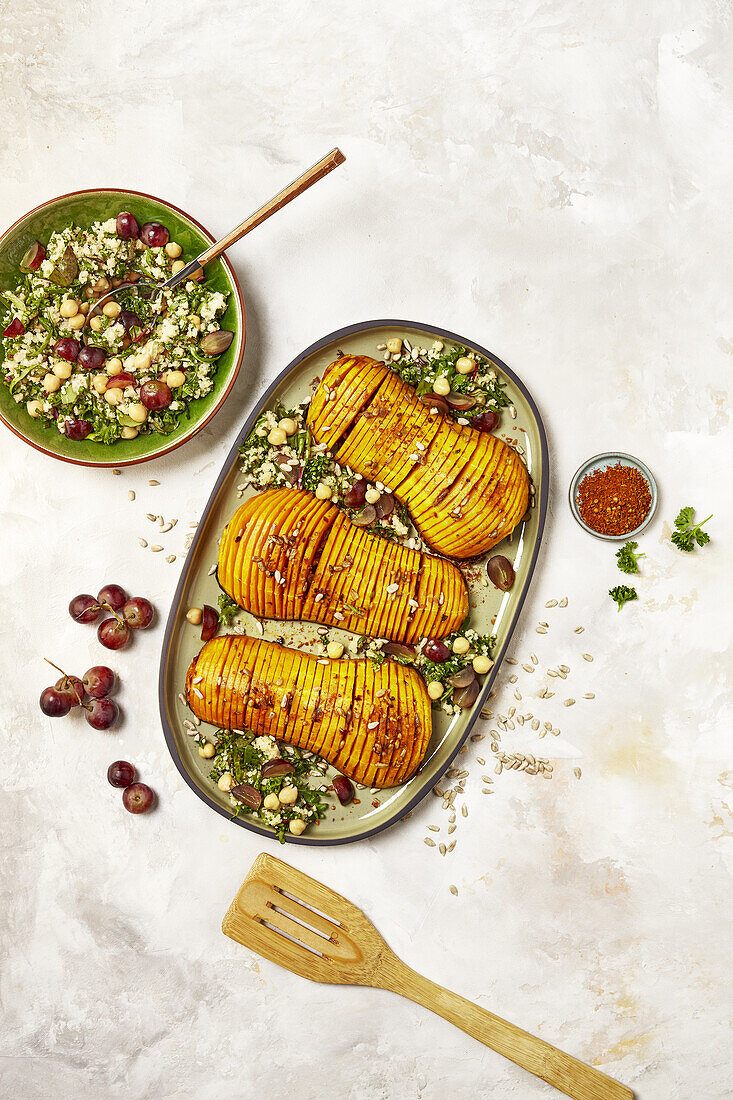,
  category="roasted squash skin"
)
[307,355,530,561]
[185,635,432,788]
[218,488,468,642]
